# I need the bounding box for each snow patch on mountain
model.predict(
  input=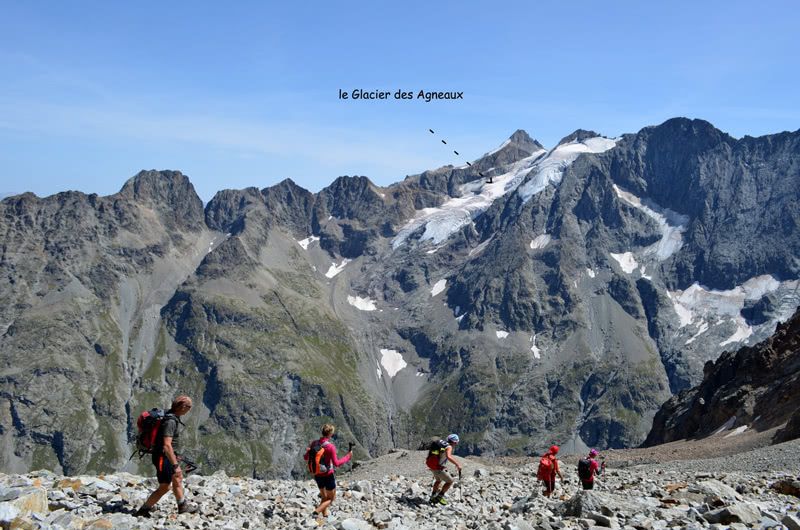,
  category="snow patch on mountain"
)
[613,185,690,260]
[496,330,509,339]
[392,150,546,248]
[720,320,753,346]
[670,275,782,330]
[685,321,709,345]
[611,252,638,274]
[297,236,320,250]
[519,137,619,202]
[530,334,541,359]
[530,234,552,249]
[347,296,377,311]
[325,259,350,278]
[380,349,406,378]
[431,279,447,297]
